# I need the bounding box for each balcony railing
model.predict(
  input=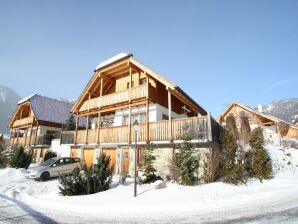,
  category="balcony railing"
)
[13,116,34,127]
[61,116,211,145]
[9,134,54,147]
[79,84,148,112]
